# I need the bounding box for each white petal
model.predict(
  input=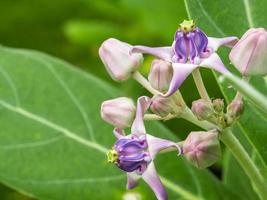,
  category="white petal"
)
[200,53,230,74]
[126,172,141,189]
[131,45,174,62]
[131,96,151,136]
[113,128,125,139]
[208,36,238,52]
[146,134,181,160]
[164,63,198,97]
